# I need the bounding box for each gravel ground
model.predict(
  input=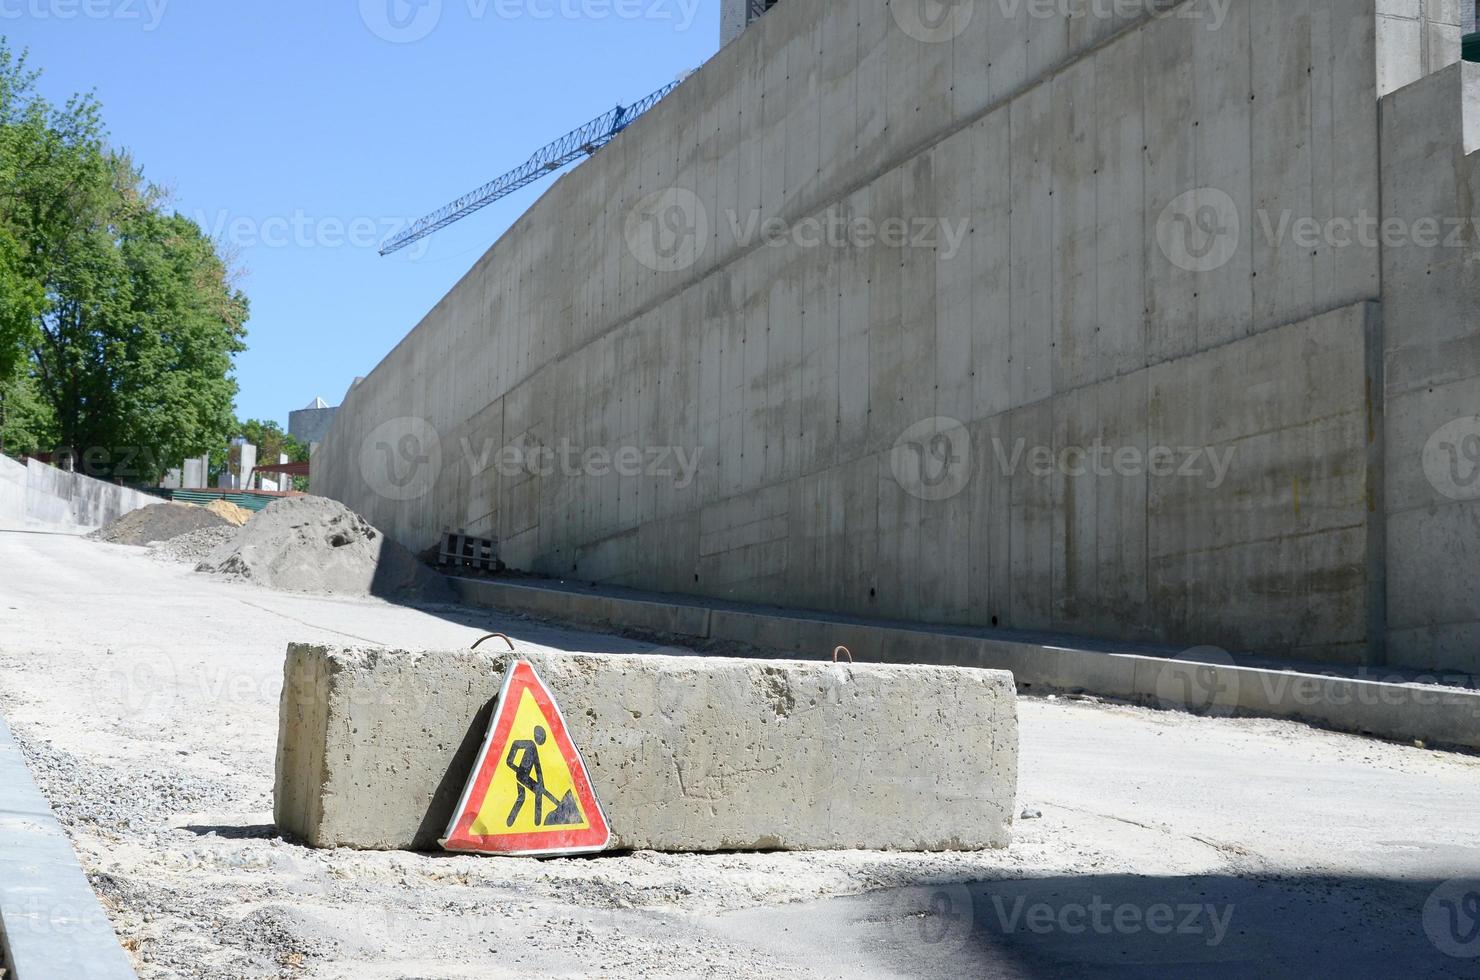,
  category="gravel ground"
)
[1,530,1478,977]
[148,527,238,565]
